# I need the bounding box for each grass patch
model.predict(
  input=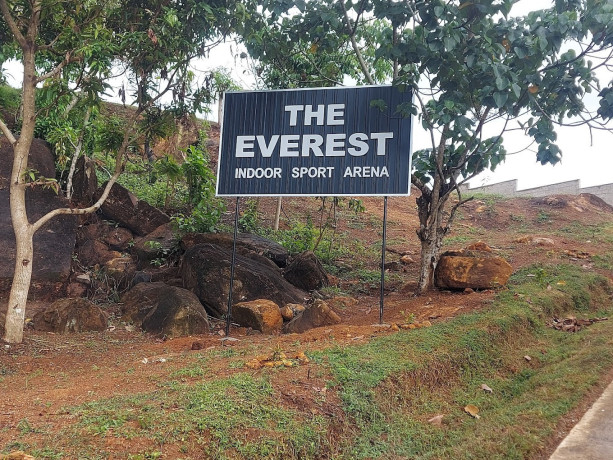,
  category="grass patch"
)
[67,373,327,459]
[594,253,613,270]
[316,264,613,459]
[557,222,613,244]
[0,84,21,111]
